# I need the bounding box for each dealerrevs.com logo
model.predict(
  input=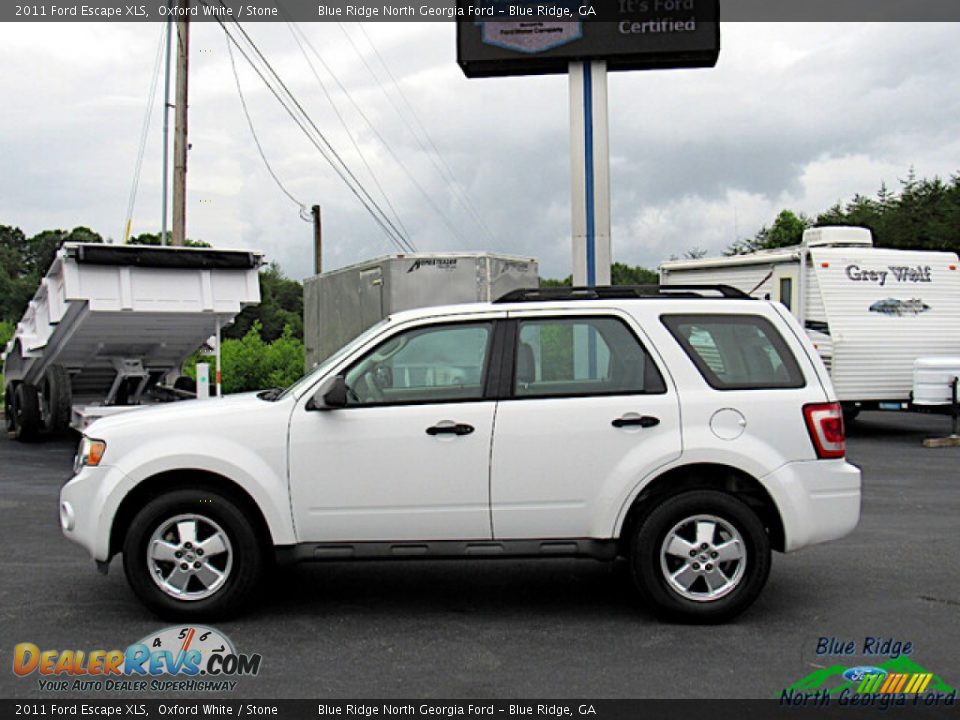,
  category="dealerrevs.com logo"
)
[13,626,261,692]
